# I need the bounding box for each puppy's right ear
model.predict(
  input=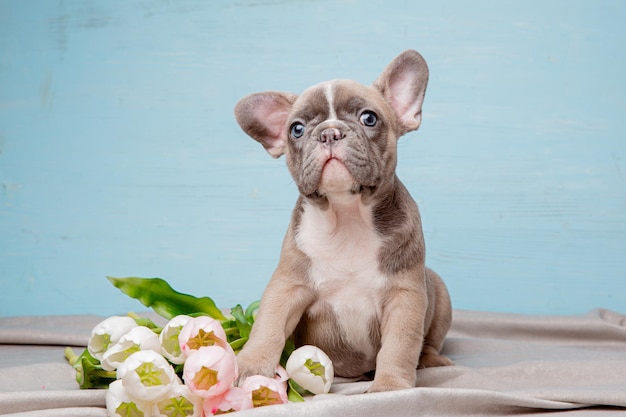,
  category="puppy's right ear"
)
[234,92,297,158]
[373,50,429,135]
